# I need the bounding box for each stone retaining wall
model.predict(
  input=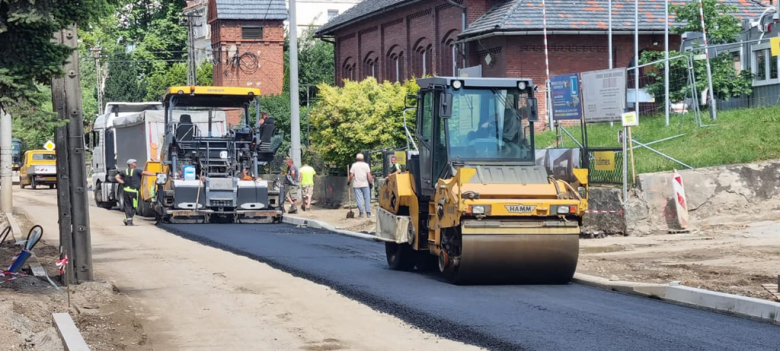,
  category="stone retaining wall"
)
[626,159,780,234]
